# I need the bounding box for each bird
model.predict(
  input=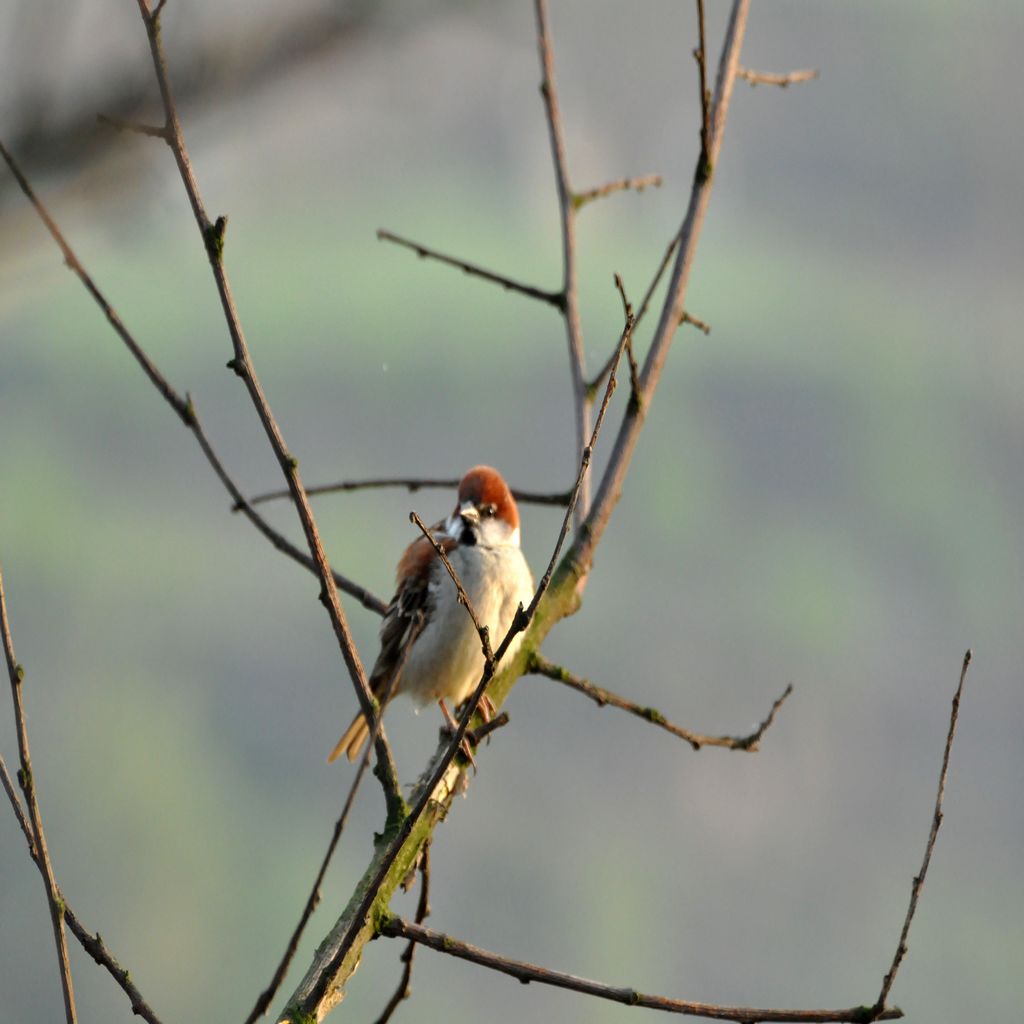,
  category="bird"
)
[328,465,535,763]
